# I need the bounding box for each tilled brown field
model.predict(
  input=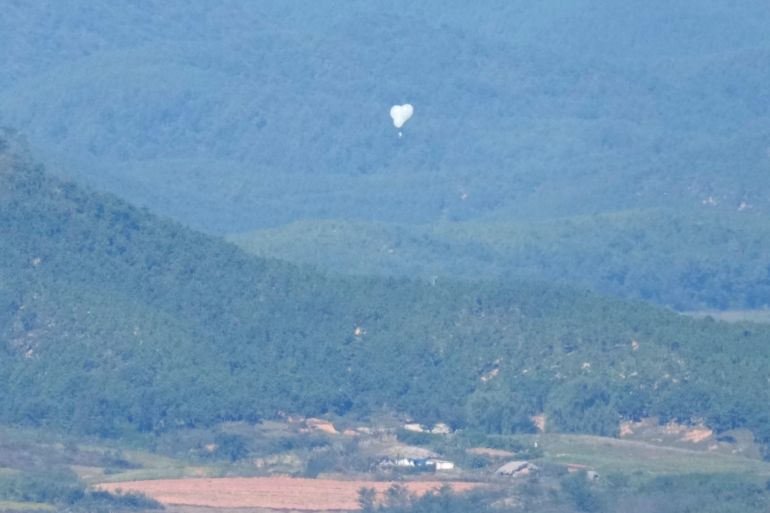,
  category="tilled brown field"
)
[97,477,481,510]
